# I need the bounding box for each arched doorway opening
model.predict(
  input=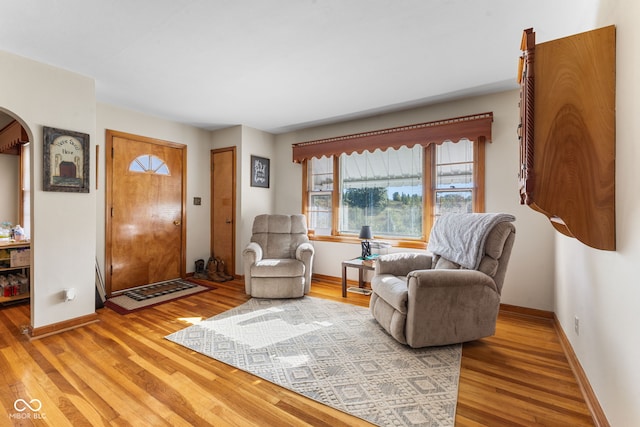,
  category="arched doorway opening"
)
[0,108,32,326]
